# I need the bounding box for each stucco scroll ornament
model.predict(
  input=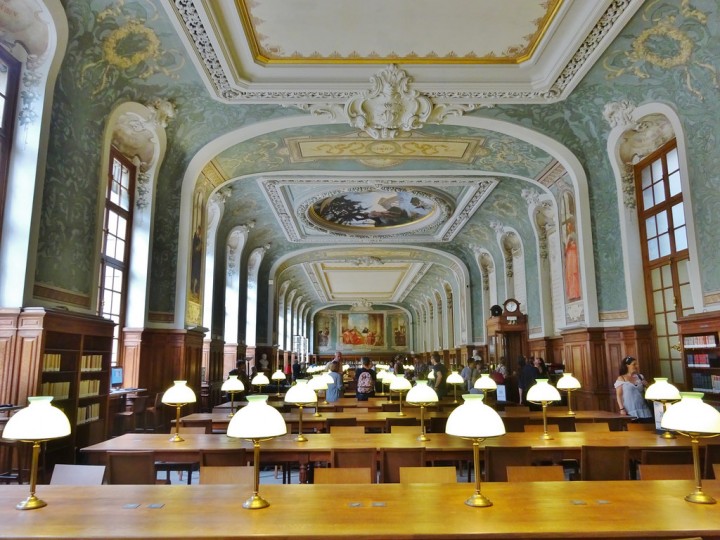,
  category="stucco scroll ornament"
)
[147,99,176,128]
[345,65,433,140]
[602,99,637,129]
